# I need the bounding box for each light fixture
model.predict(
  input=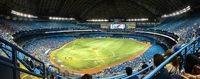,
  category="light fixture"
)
[161,6,191,18]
